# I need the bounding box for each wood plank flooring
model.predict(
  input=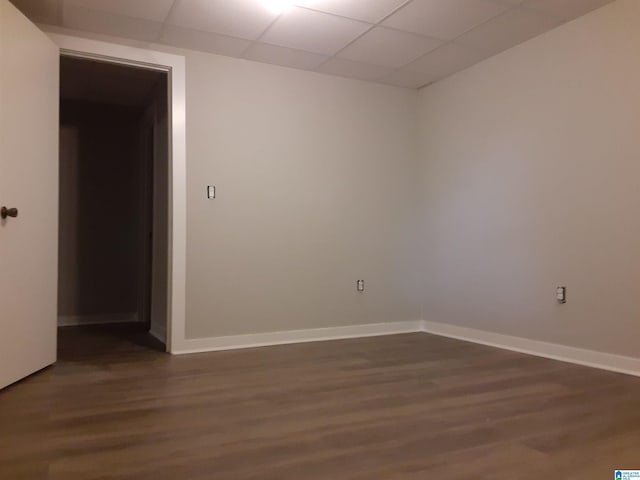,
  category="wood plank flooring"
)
[1,325,639,479]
